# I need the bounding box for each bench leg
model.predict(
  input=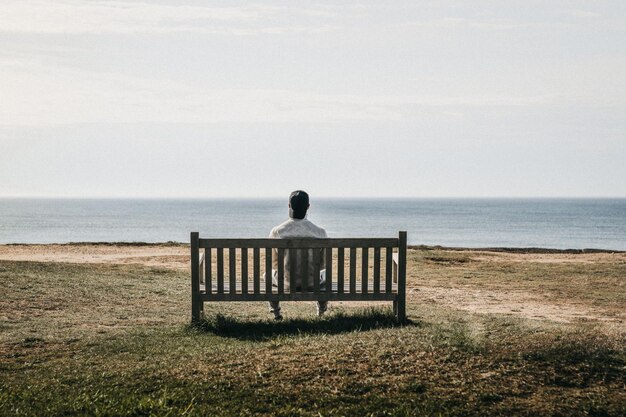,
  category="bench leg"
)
[396,231,407,323]
[192,295,202,323]
[191,232,202,324]
[396,298,406,322]
[393,298,406,322]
